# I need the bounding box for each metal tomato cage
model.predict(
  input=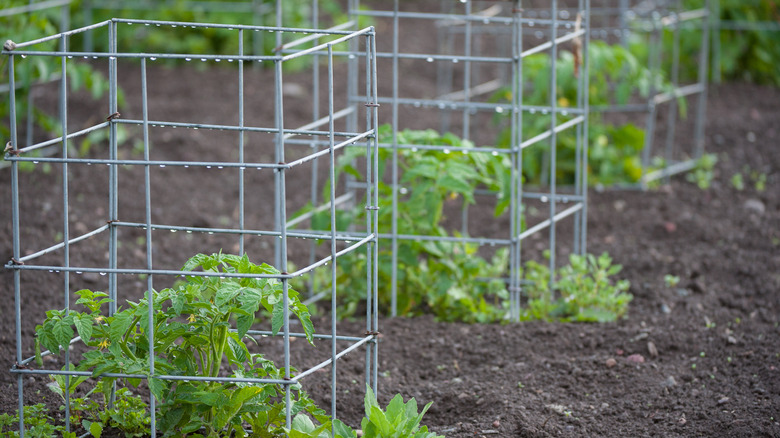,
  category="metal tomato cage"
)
[439,0,710,189]
[3,19,379,436]
[283,0,592,321]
